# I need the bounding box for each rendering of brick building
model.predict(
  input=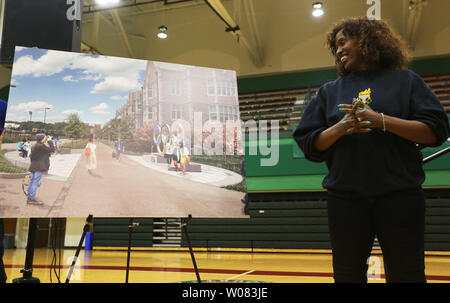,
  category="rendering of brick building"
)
[116,61,240,129]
